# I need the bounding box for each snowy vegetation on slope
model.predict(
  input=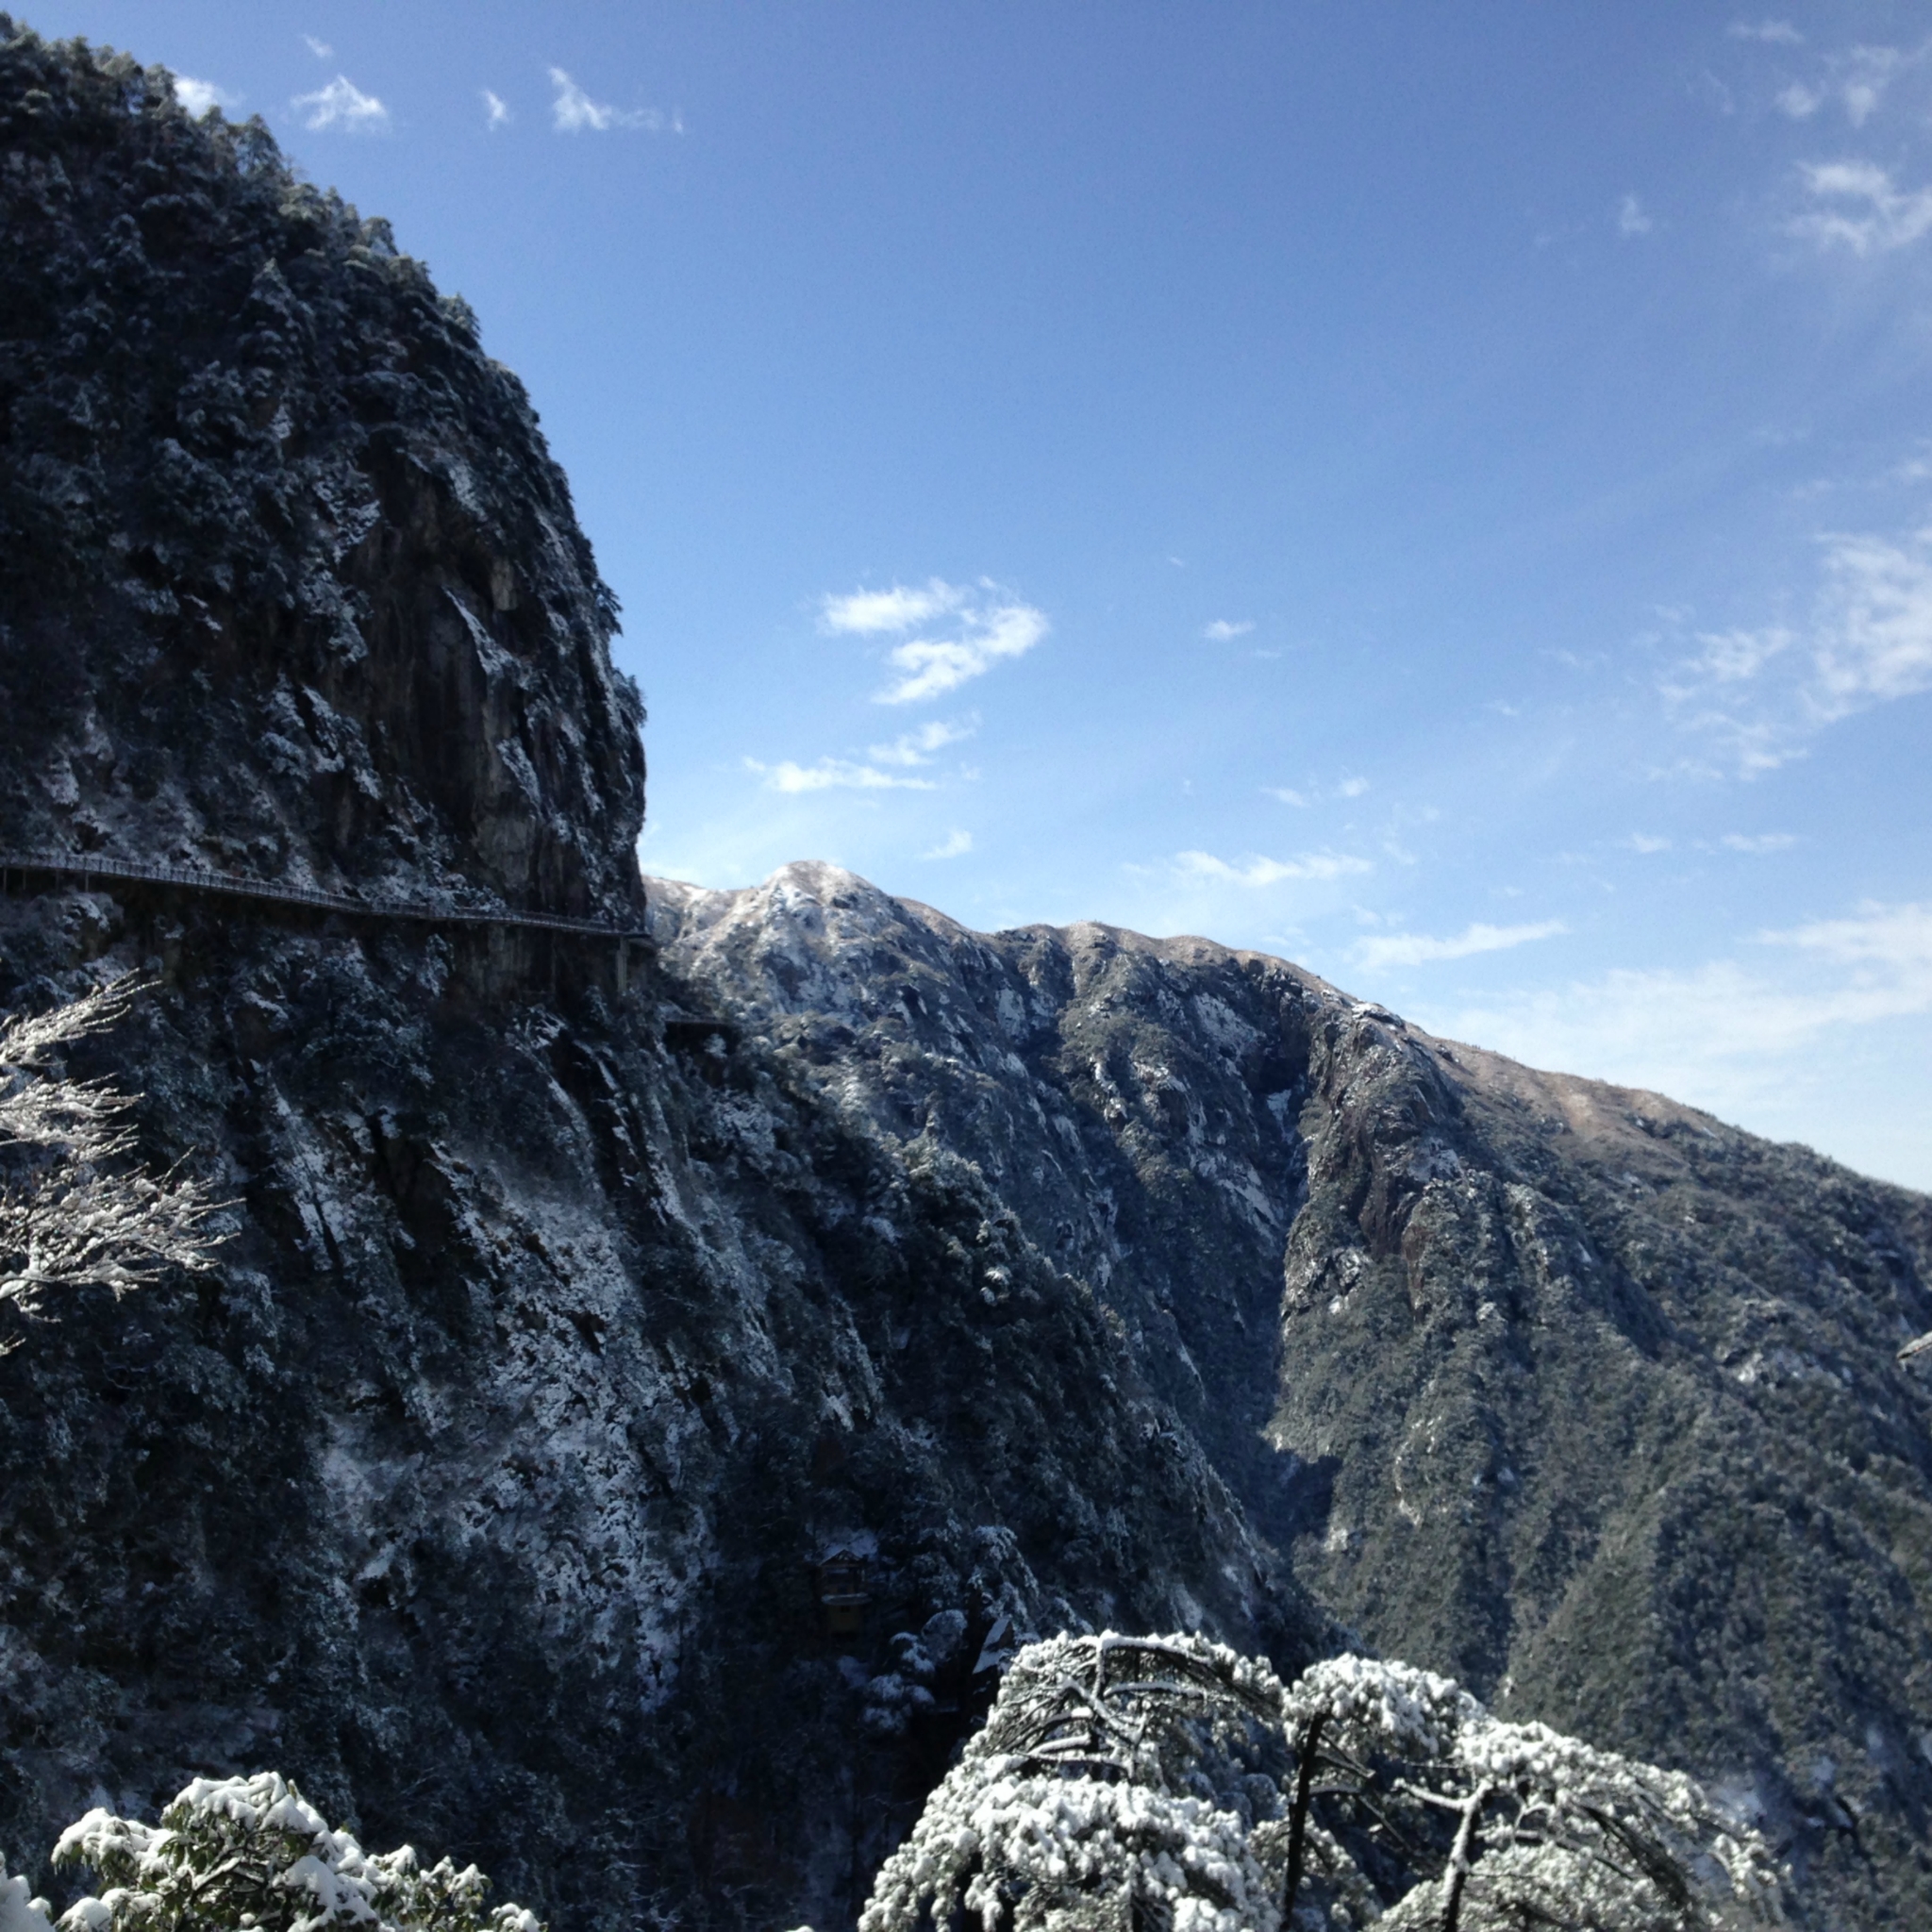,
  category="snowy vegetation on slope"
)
[0,1773,540,1932]
[857,1633,1784,1932]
